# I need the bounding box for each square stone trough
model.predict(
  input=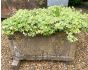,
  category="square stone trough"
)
[8,32,76,70]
